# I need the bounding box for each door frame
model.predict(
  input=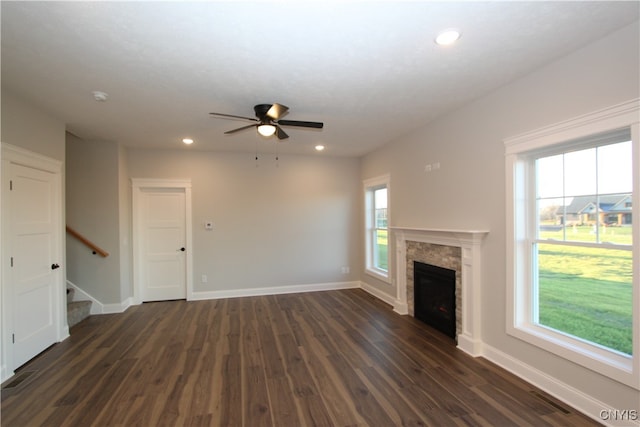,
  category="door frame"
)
[1,143,66,382]
[131,178,193,304]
